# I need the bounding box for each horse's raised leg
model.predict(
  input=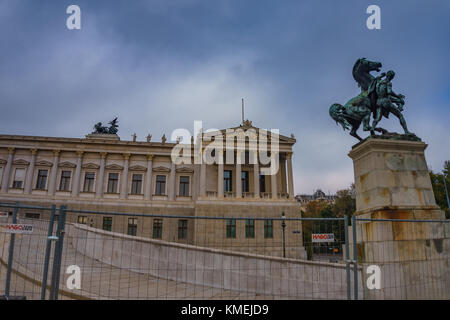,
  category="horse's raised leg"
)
[362,113,371,132]
[350,125,363,141]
